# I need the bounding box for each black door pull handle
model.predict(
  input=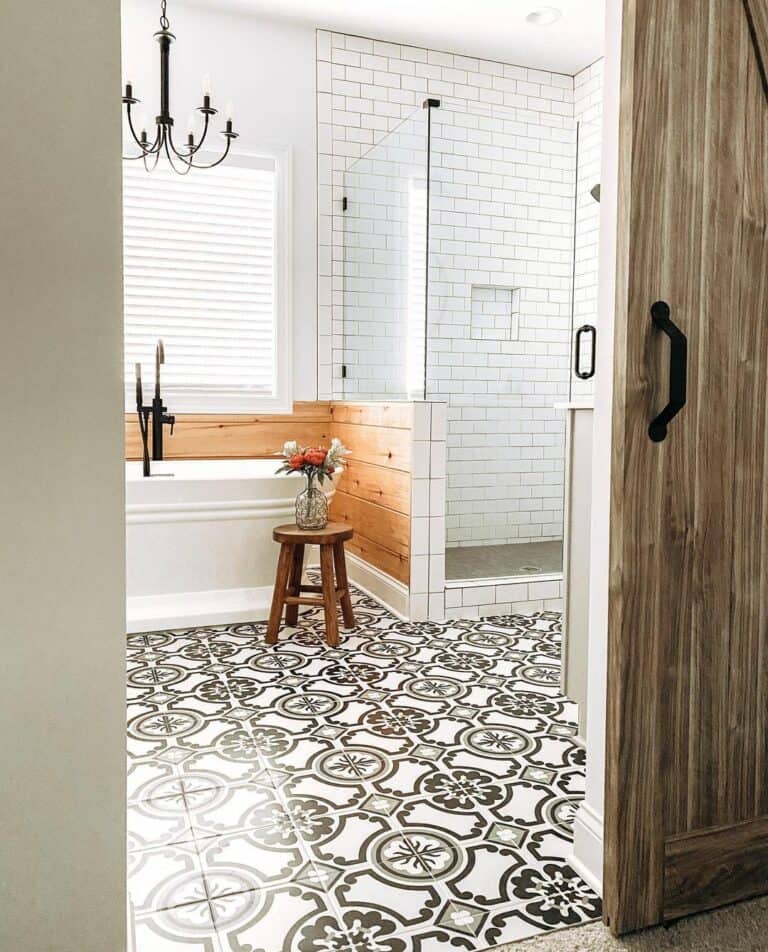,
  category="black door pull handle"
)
[648,300,687,442]
[574,324,596,379]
